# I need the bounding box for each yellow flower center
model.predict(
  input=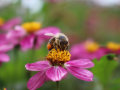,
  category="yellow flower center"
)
[3,88,7,90]
[85,42,99,53]
[107,42,120,51]
[46,49,71,66]
[22,22,41,33]
[0,18,4,26]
